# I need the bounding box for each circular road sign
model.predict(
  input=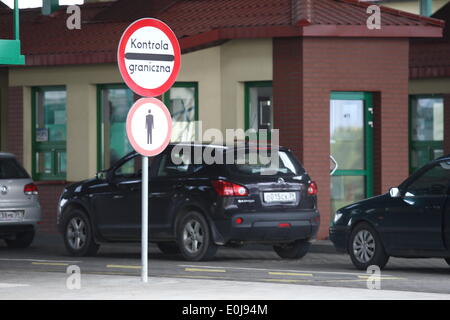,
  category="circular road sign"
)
[118,18,181,97]
[126,97,172,157]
